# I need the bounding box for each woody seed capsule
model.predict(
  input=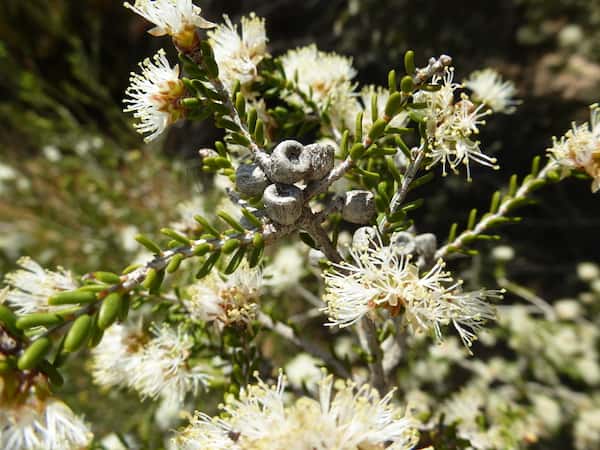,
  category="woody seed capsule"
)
[391,231,416,255]
[268,140,310,184]
[263,183,304,225]
[236,163,269,197]
[342,190,376,224]
[303,143,335,181]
